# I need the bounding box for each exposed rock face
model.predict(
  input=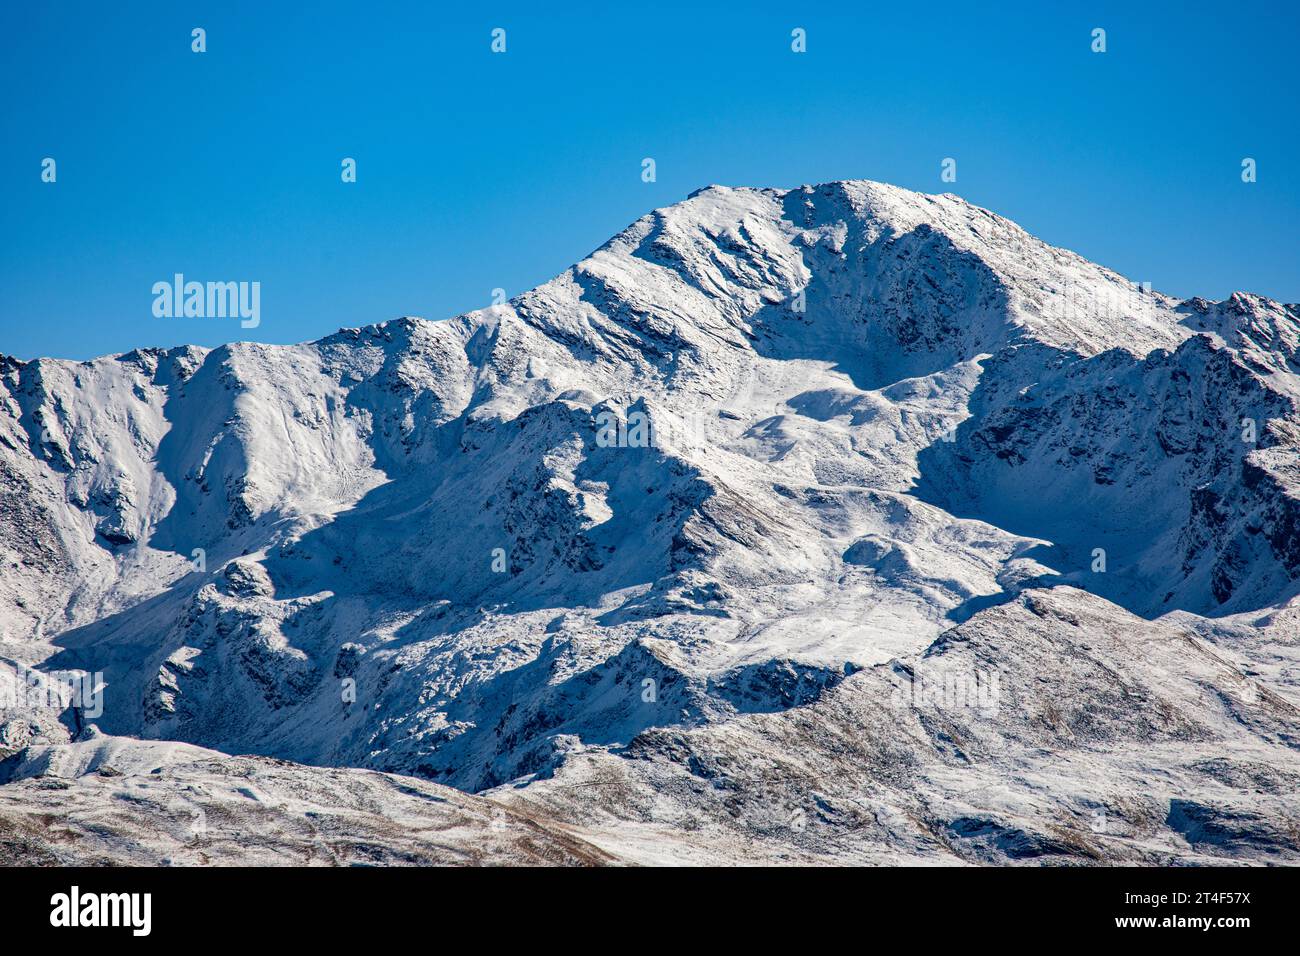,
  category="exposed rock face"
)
[2,180,1299,864]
